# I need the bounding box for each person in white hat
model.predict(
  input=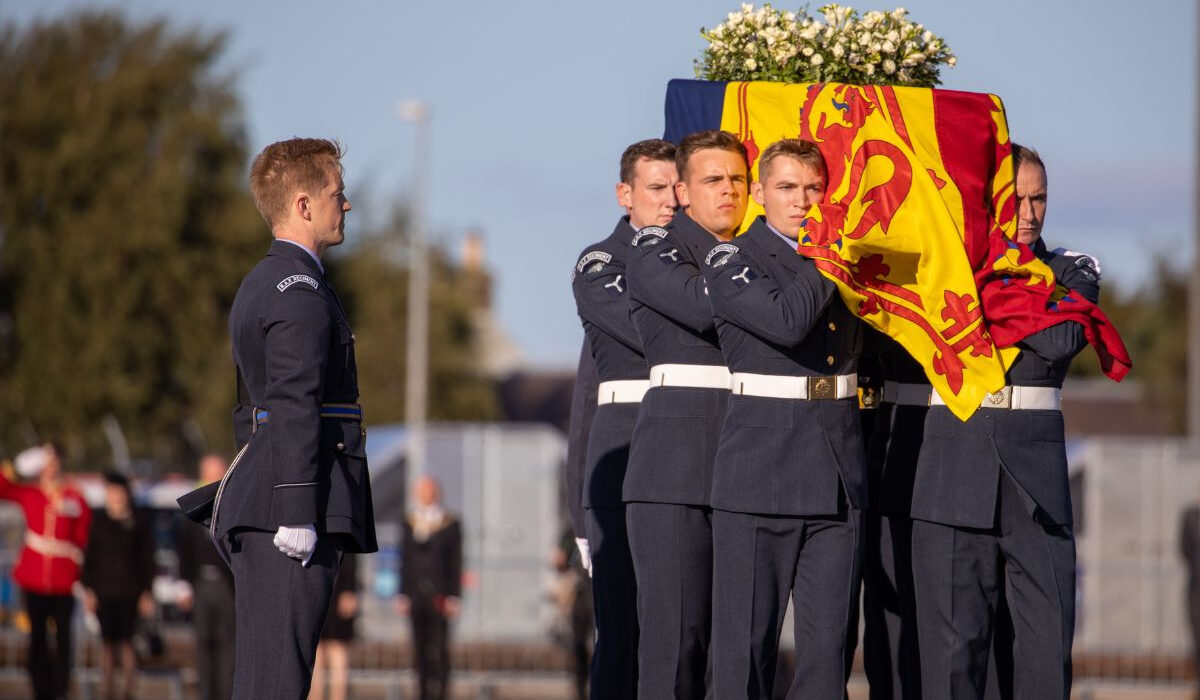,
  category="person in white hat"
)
[1,443,91,700]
